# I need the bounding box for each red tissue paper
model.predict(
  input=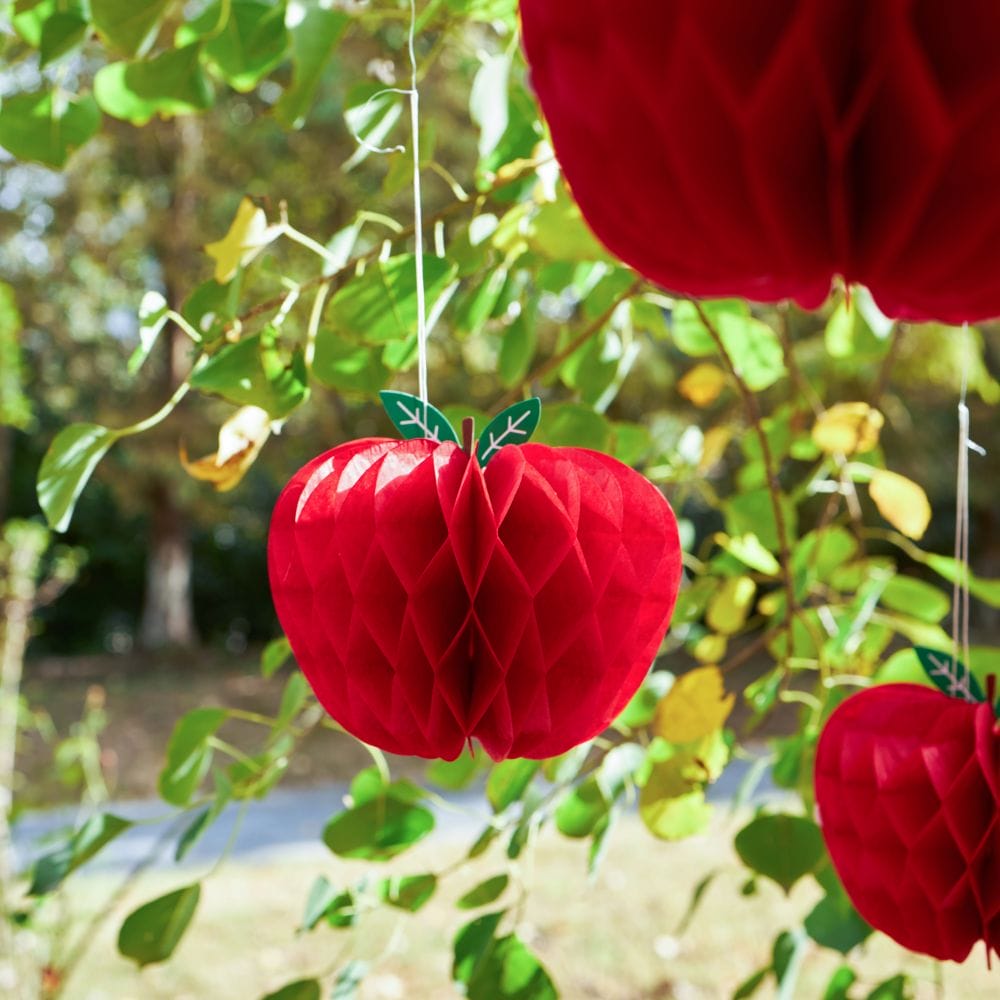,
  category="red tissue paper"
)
[519,0,1000,323]
[268,438,682,761]
[814,684,1000,962]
